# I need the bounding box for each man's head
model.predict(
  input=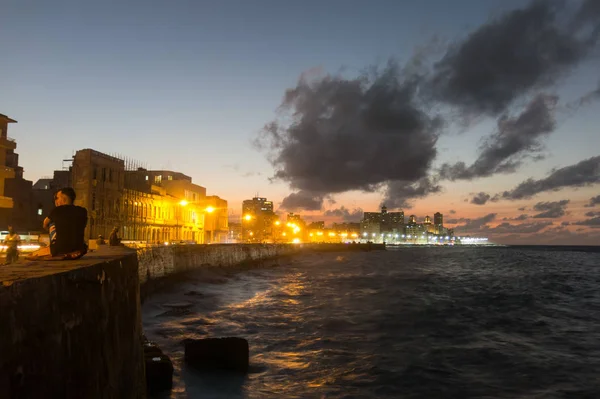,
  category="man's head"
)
[8,226,14,234]
[55,187,76,206]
